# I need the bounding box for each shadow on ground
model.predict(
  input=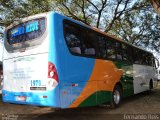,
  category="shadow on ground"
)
[22,88,160,120]
[1,85,160,120]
